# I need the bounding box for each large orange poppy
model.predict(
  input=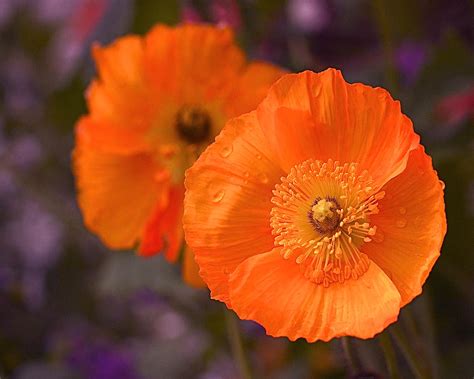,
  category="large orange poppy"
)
[73,23,285,287]
[183,69,446,340]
